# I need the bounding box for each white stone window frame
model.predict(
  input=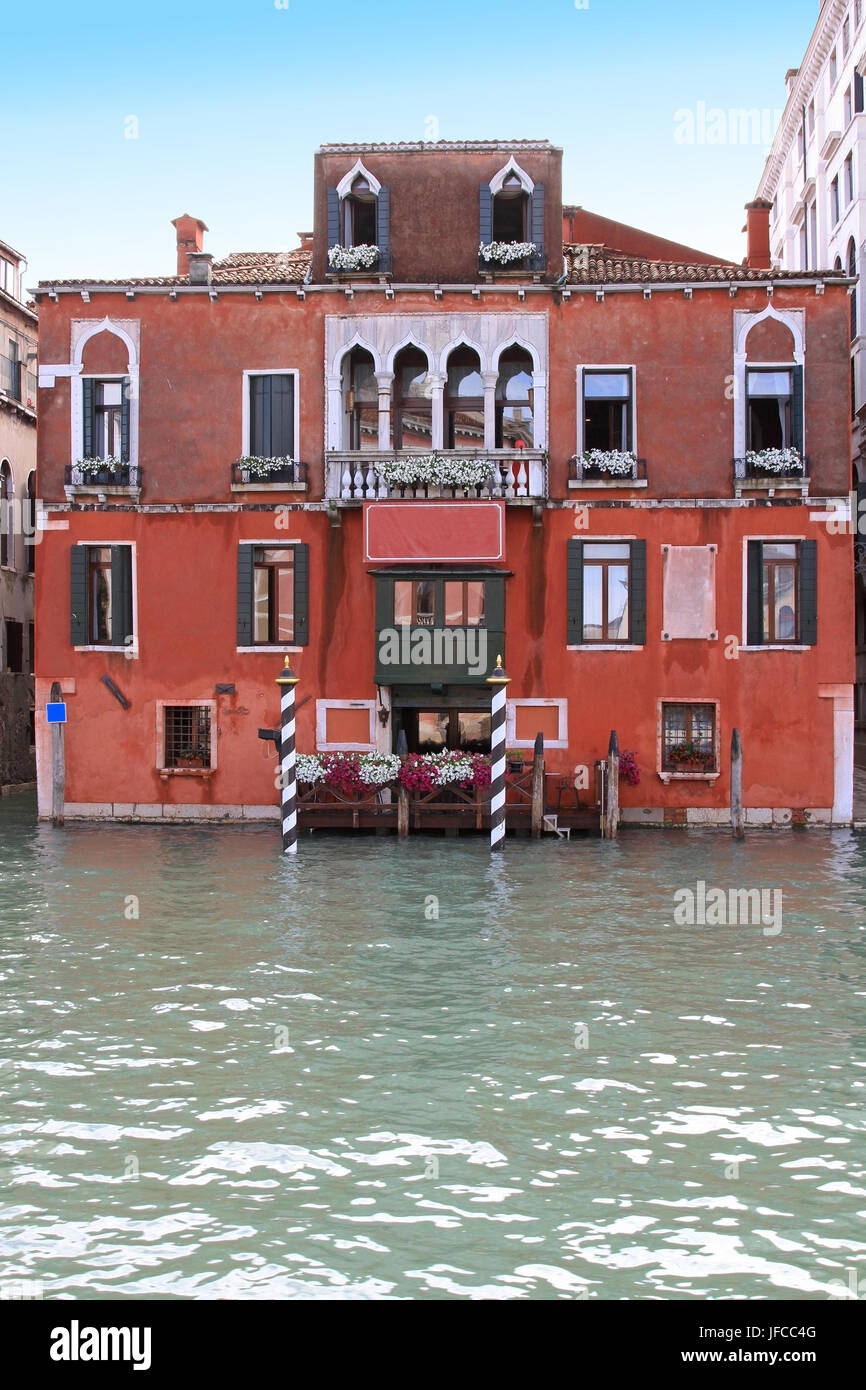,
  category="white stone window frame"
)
[0,456,14,572]
[315,698,378,753]
[567,534,644,651]
[241,369,300,459]
[739,534,811,652]
[156,698,218,774]
[336,160,382,248]
[575,364,638,458]
[733,306,804,471]
[71,539,139,657]
[325,314,548,454]
[236,535,306,654]
[506,698,568,750]
[69,318,140,469]
[656,697,722,784]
